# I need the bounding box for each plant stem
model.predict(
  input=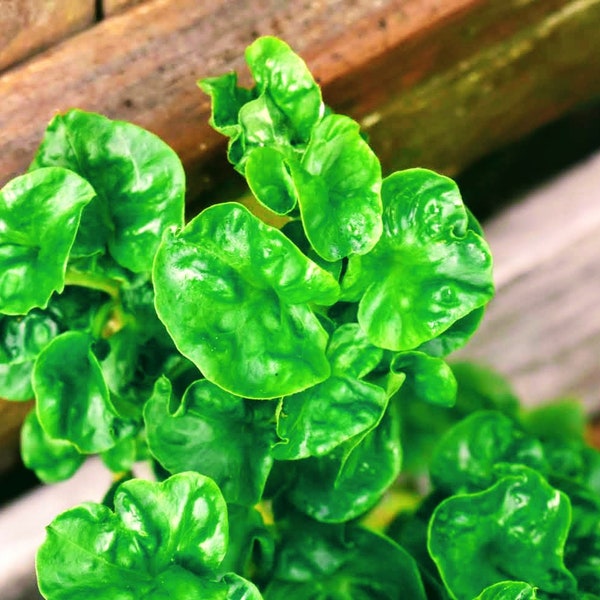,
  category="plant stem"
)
[64,267,122,300]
